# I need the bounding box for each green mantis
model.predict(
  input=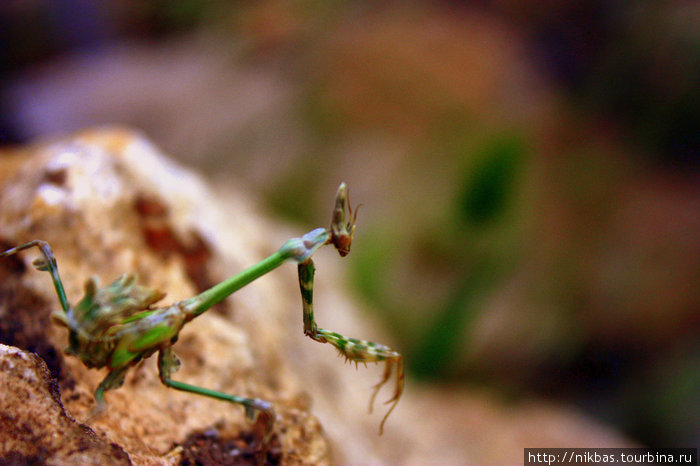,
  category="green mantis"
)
[0,183,403,459]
